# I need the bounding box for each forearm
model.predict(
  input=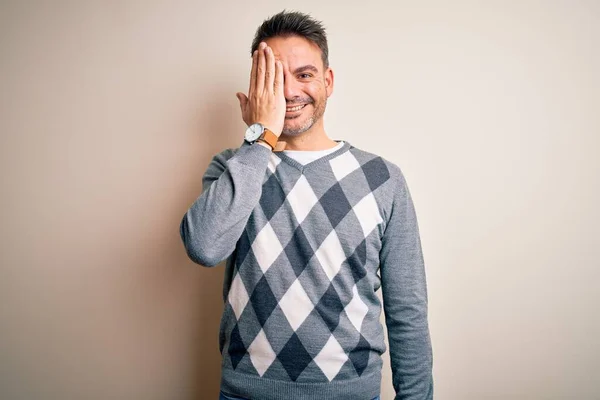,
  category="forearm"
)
[180,142,271,266]
[384,294,433,400]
